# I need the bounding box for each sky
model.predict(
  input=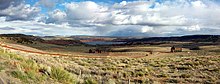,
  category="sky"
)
[0,0,220,36]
